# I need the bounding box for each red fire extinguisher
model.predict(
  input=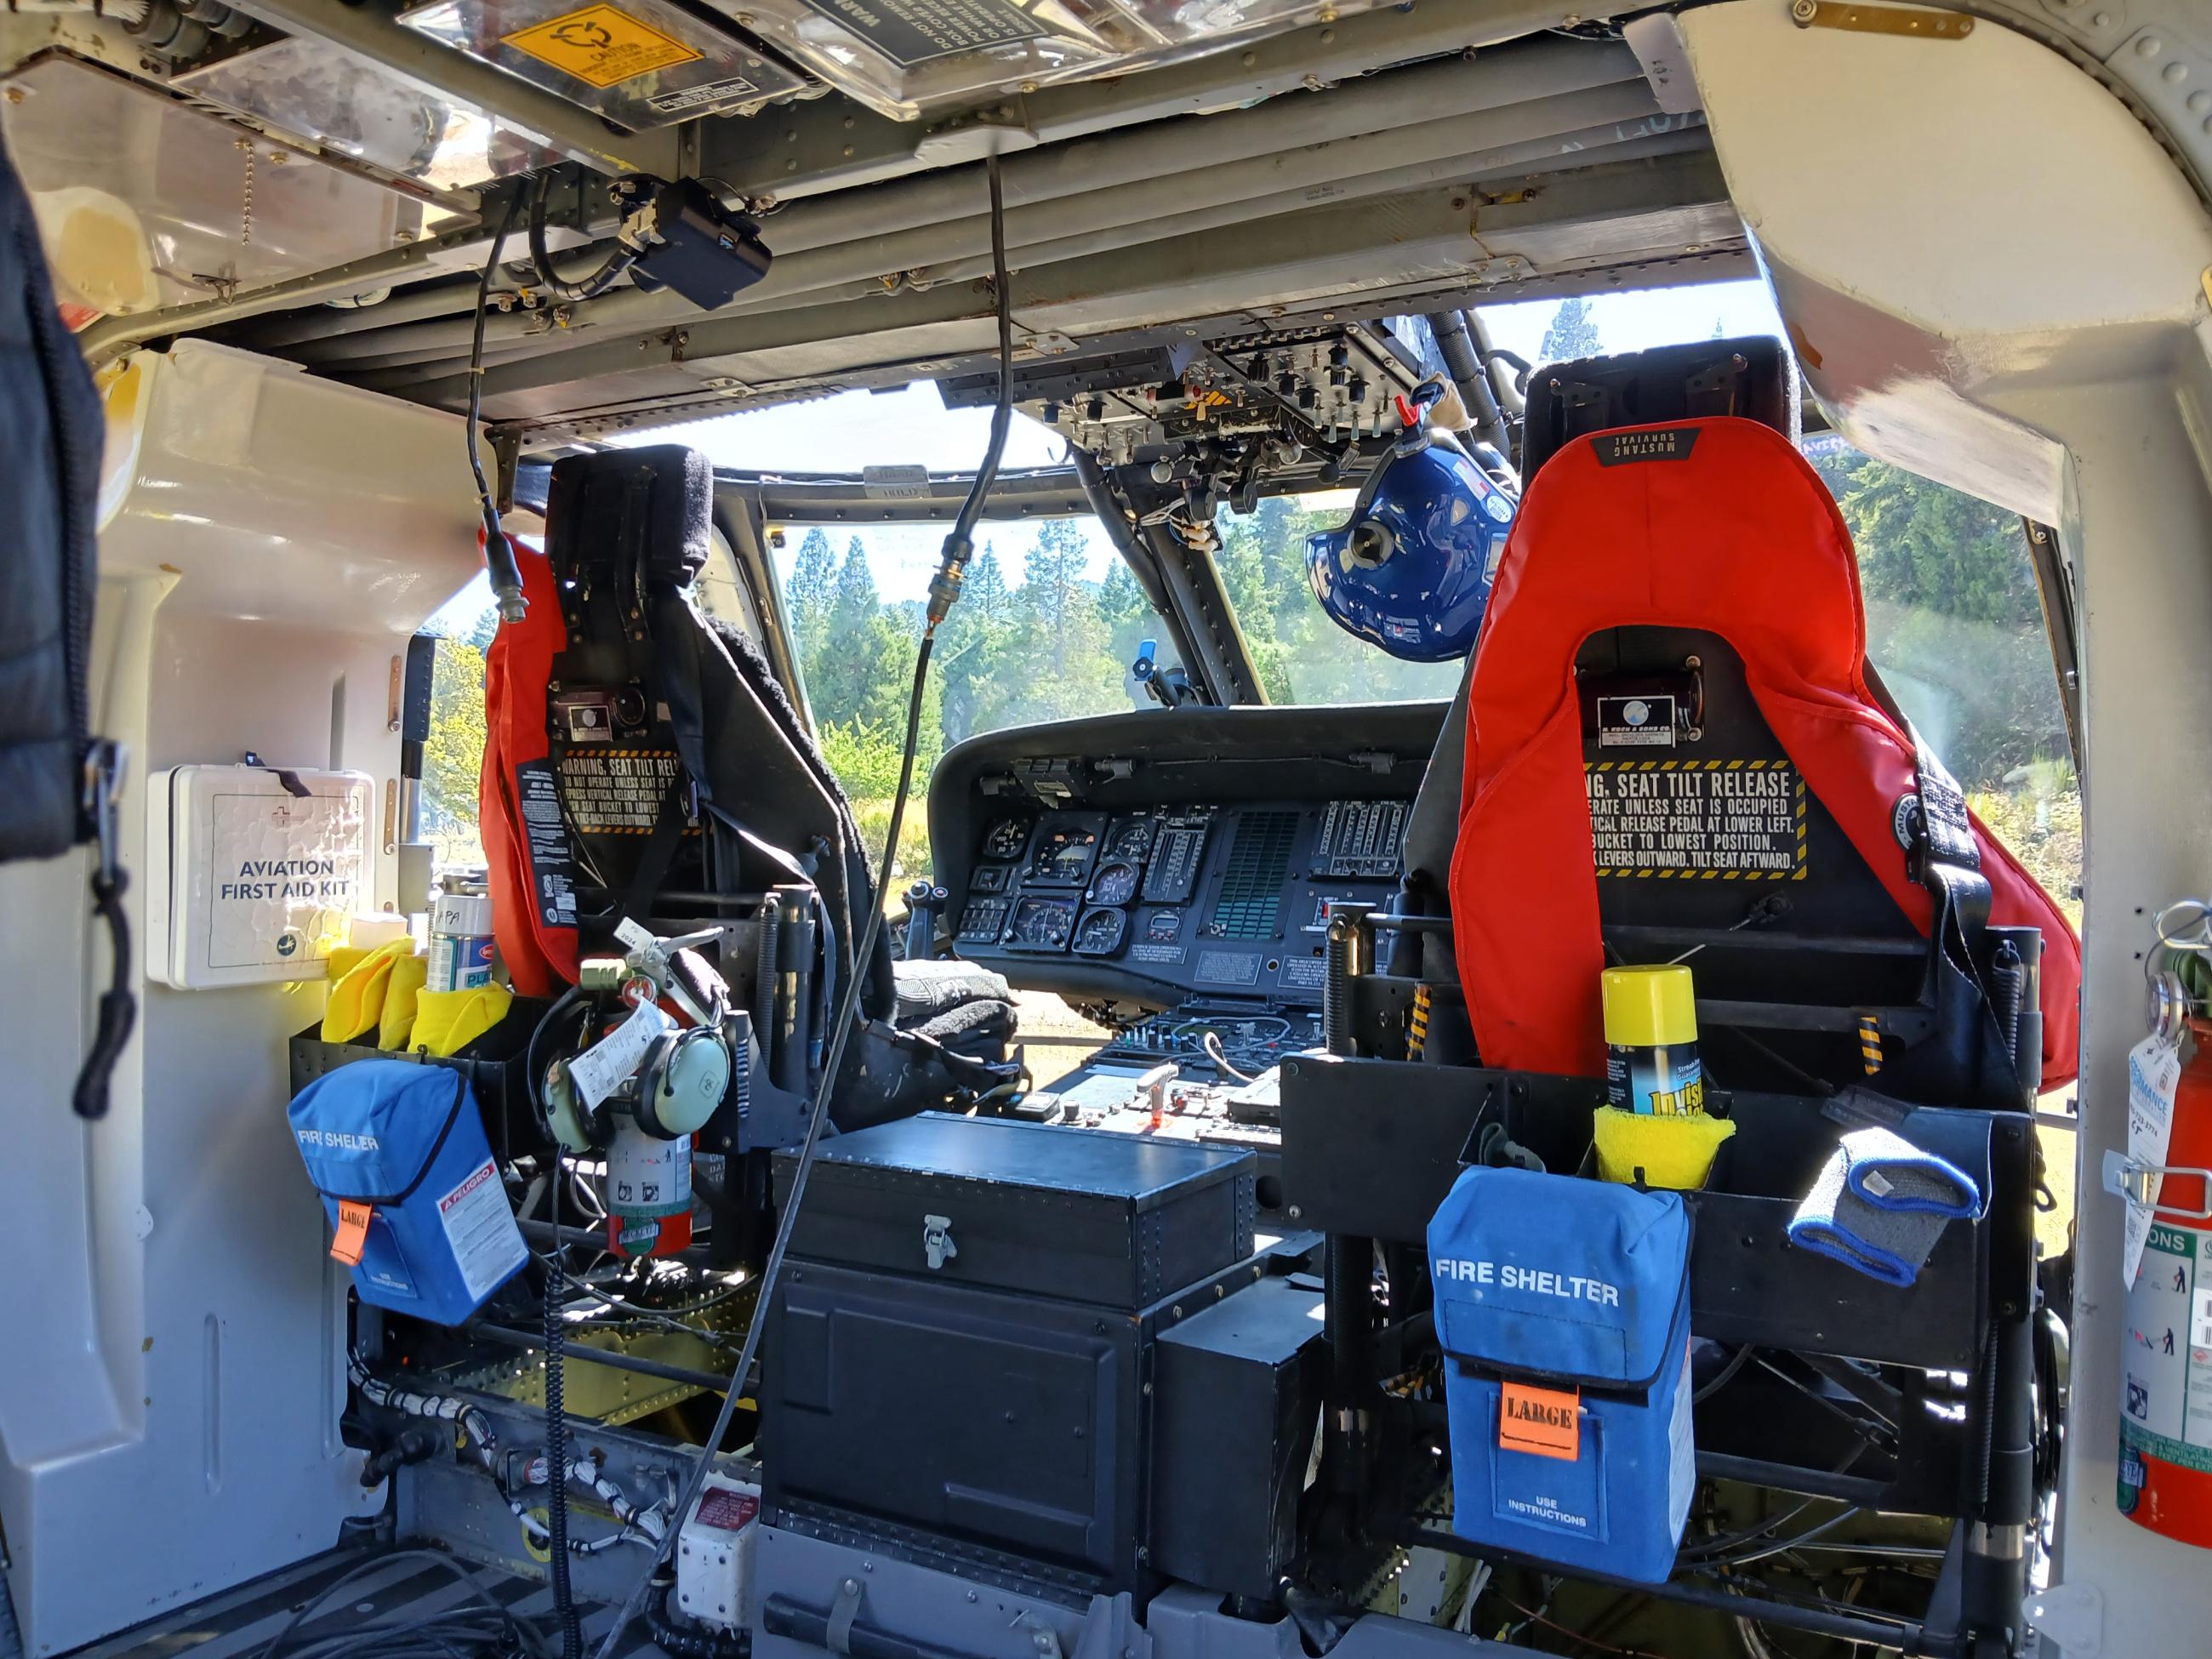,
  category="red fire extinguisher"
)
[2118,1017,2212,1544]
